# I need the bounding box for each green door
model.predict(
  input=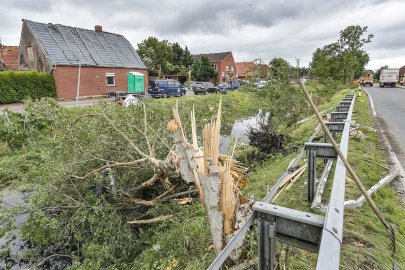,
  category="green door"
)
[128,72,145,94]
